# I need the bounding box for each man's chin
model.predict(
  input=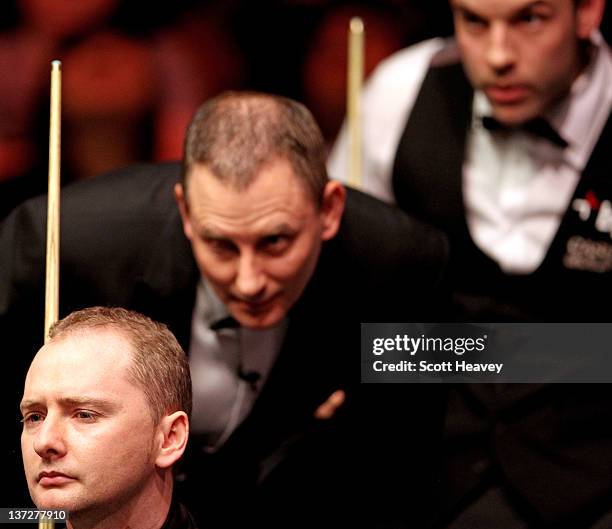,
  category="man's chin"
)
[33,494,74,512]
[32,482,80,507]
[489,102,543,126]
